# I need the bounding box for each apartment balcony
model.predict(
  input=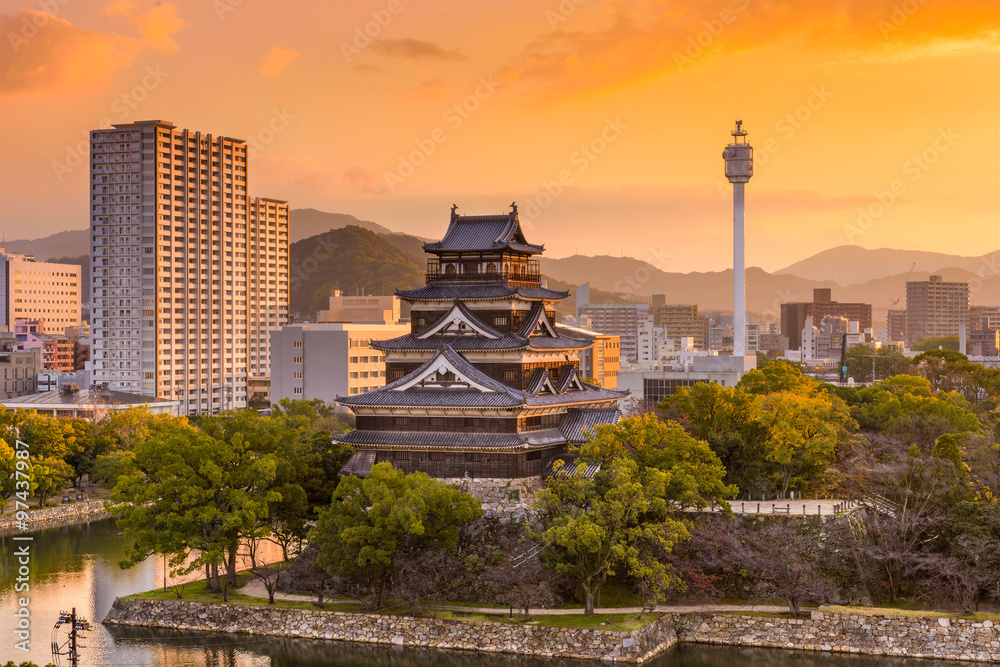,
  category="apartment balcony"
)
[425,259,541,288]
